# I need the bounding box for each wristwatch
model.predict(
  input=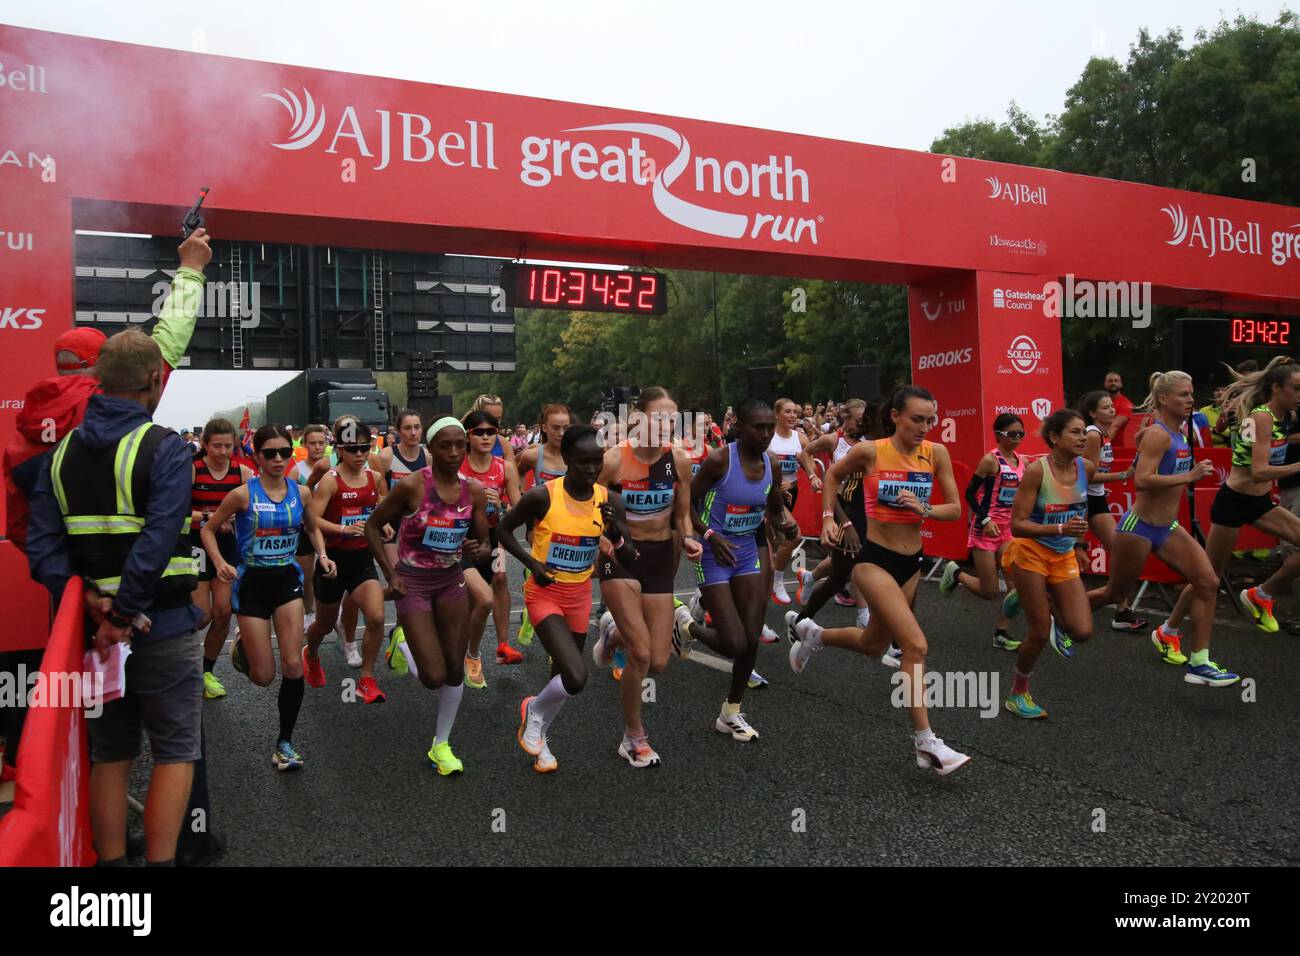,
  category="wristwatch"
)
[922,501,934,518]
